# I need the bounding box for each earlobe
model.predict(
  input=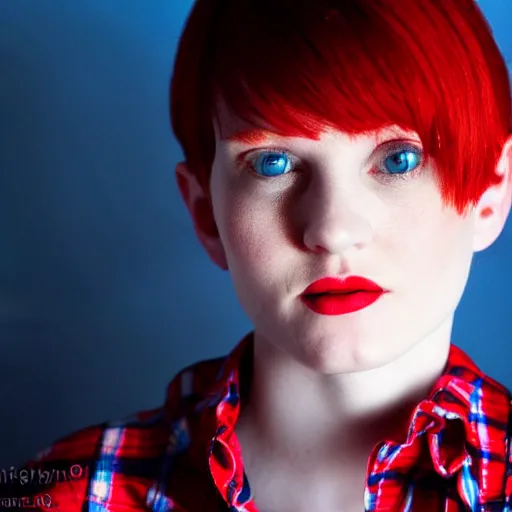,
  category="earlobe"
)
[175,161,229,270]
[472,136,512,252]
